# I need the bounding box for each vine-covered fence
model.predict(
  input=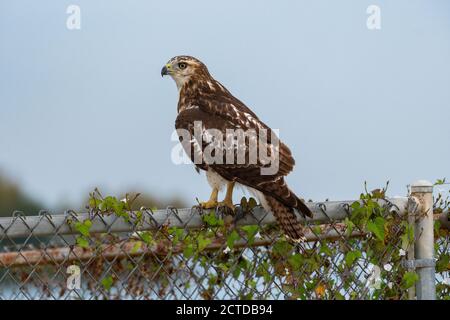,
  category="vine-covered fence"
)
[0,180,449,300]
